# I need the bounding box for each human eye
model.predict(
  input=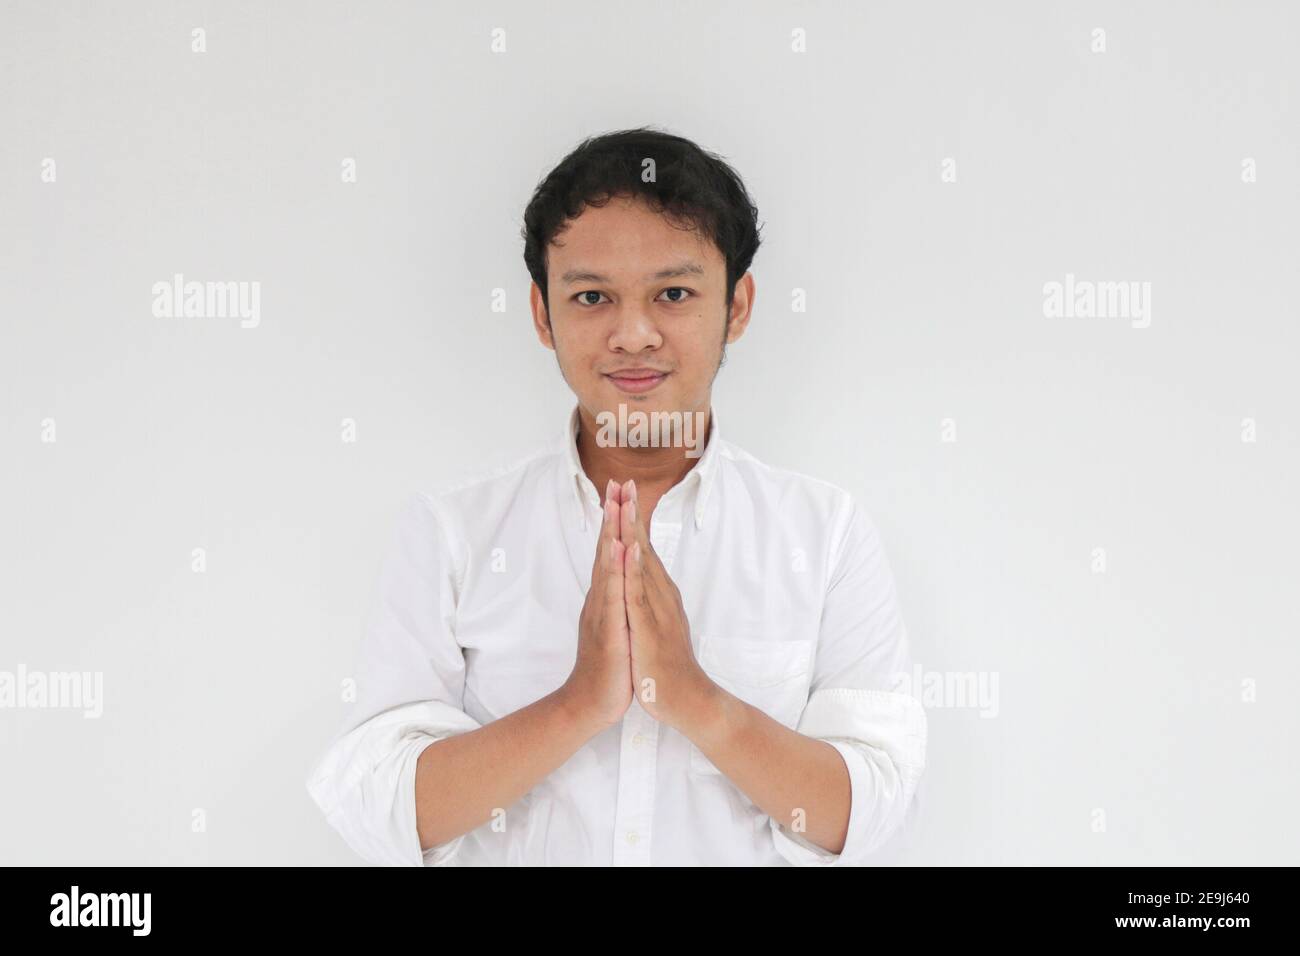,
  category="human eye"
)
[573,290,609,307]
[656,287,694,304]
